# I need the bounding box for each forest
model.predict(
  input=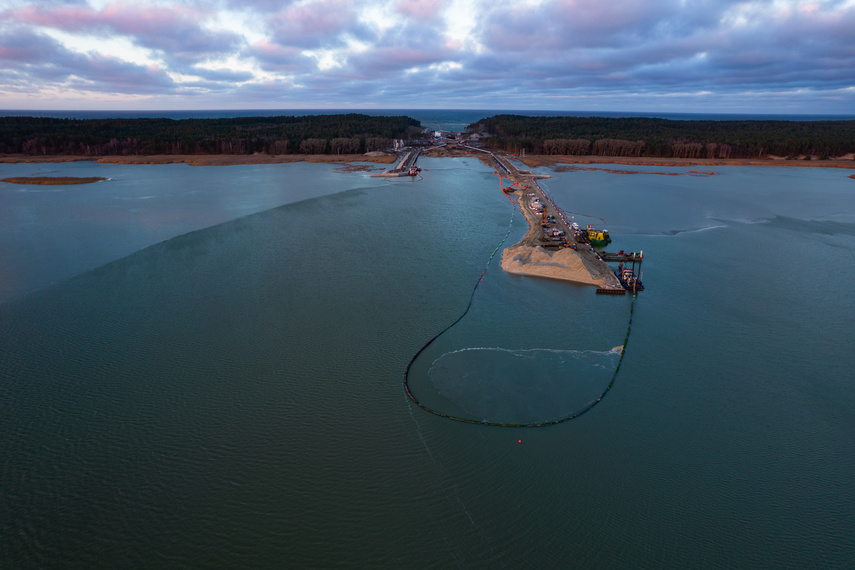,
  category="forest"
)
[468,115,855,159]
[0,114,422,156]
[4,113,853,160]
